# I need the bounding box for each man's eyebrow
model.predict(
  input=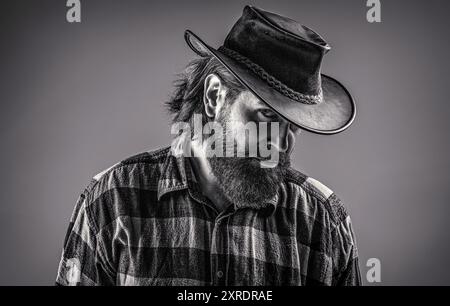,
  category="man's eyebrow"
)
[255,99,270,107]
